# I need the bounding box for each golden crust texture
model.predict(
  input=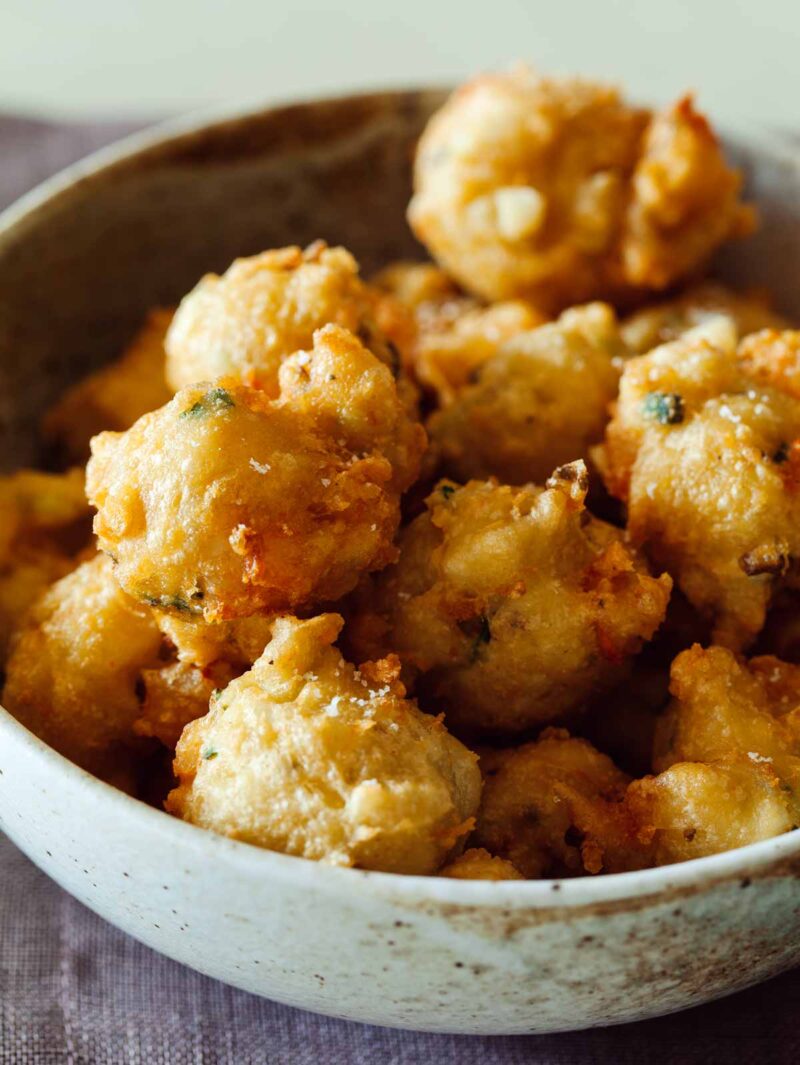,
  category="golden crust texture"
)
[426,302,623,484]
[165,242,412,396]
[599,328,800,648]
[167,614,482,874]
[374,258,547,403]
[621,283,790,355]
[43,309,174,462]
[628,644,800,864]
[0,467,91,663]
[87,324,426,621]
[1,554,163,774]
[409,68,753,311]
[473,729,651,877]
[439,847,523,880]
[347,462,671,735]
